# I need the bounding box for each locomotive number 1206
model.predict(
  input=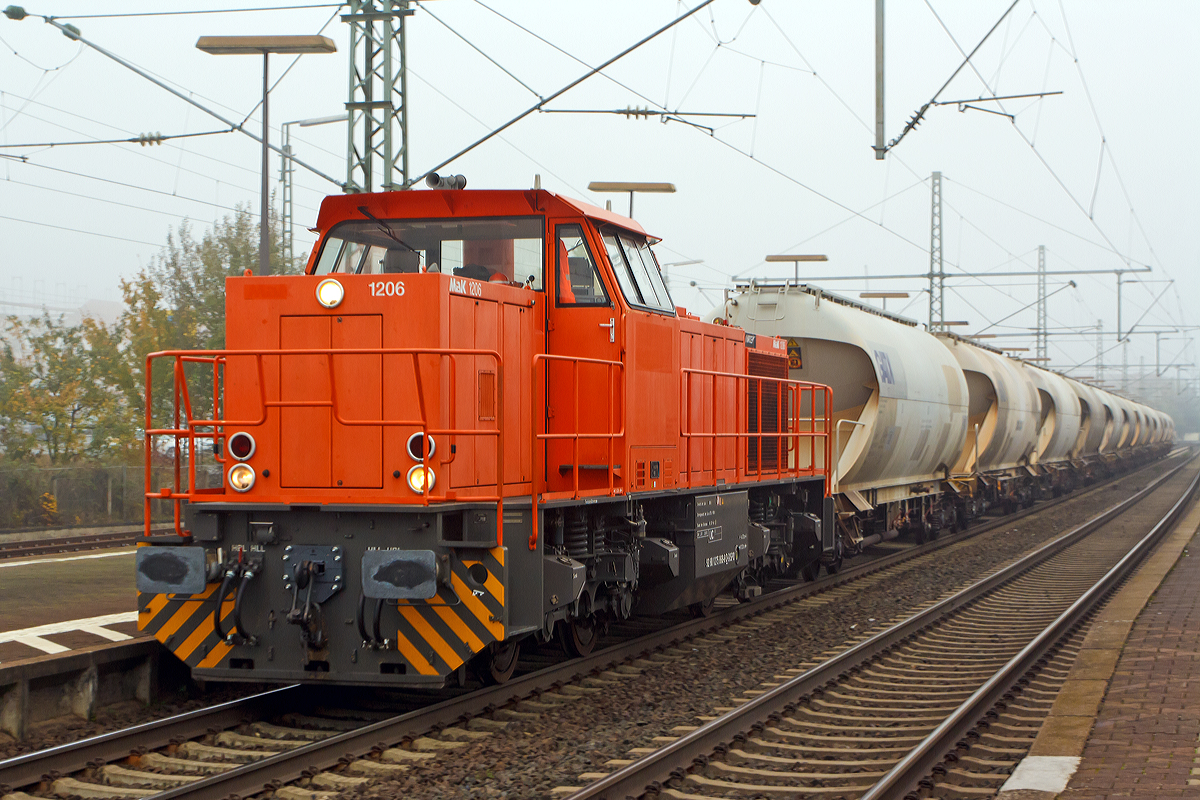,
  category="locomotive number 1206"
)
[370,280,406,297]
